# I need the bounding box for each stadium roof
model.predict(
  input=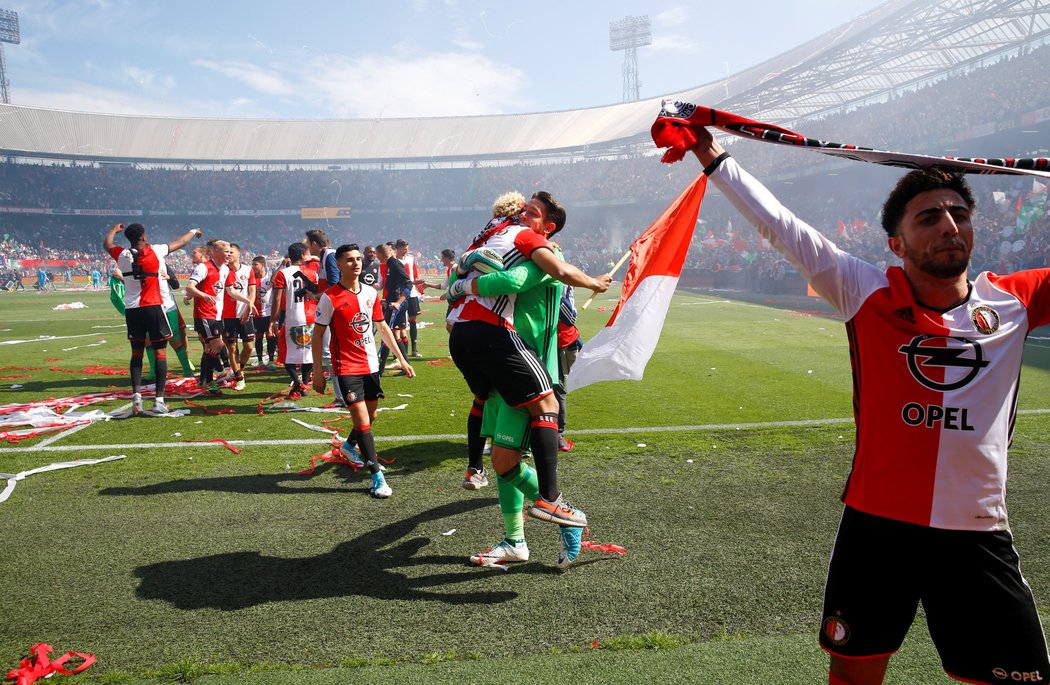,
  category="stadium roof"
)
[0,0,1047,165]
